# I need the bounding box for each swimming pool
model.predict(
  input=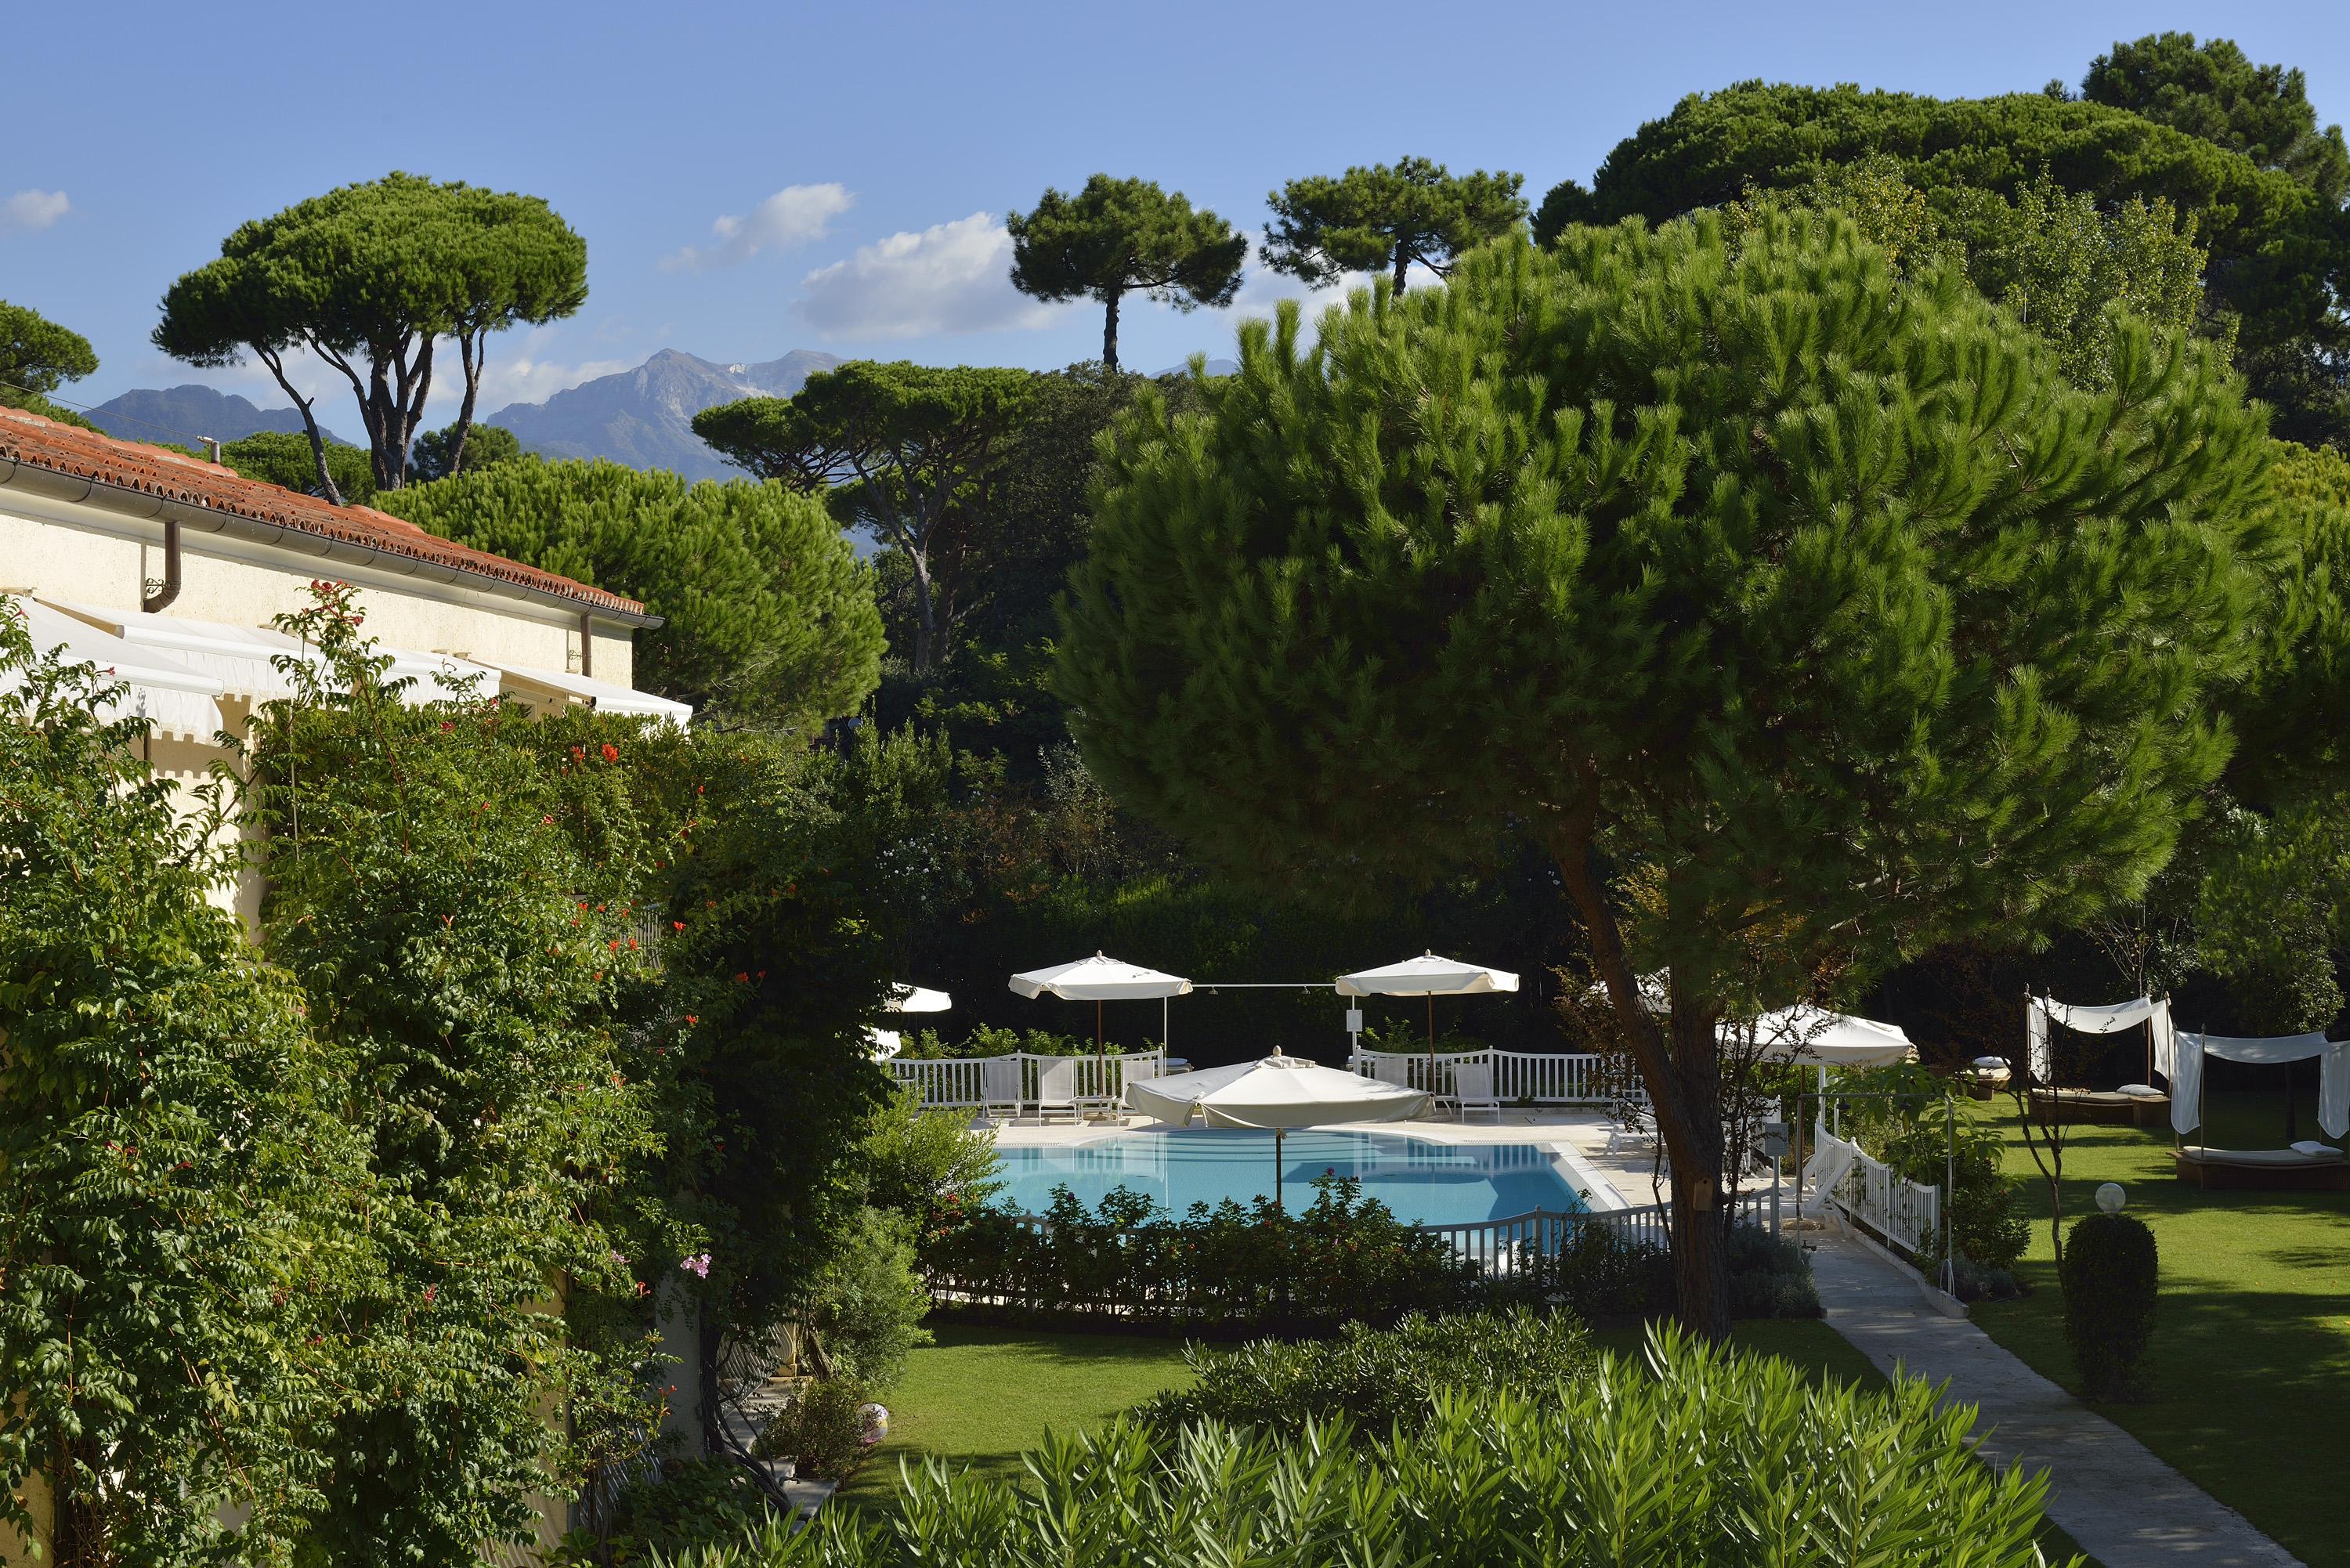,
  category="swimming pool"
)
[991,1130,1591,1226]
